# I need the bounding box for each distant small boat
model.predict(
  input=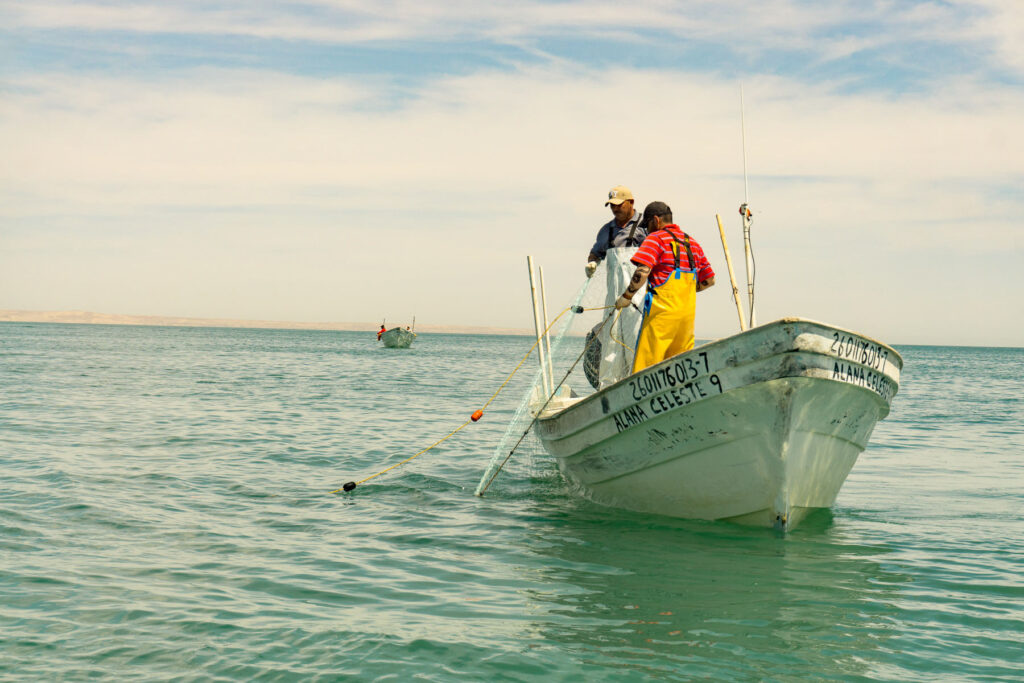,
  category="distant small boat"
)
[380,327,416,348]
